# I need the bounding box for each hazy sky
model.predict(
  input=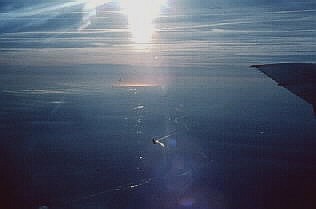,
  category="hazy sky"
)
[0,0,315,67]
